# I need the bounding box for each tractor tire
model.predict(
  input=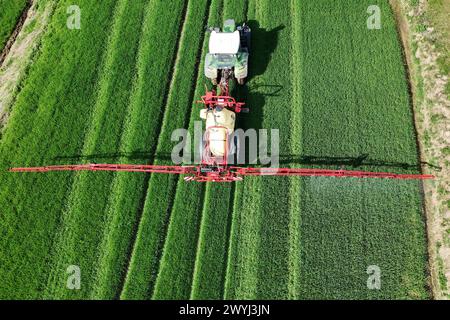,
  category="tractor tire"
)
[228,134,242,165]
[198,134,206,162]
[237,78,245,85]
